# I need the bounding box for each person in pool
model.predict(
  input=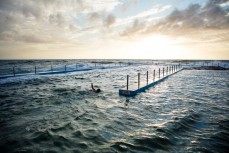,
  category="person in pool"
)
[91,83,101,93]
